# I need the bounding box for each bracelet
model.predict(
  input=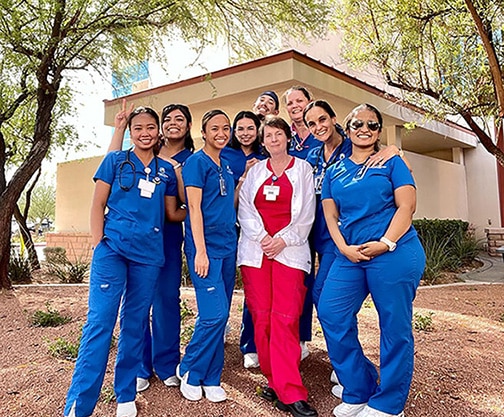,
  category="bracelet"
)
[173,163,182,170]
[238,176,246,182]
